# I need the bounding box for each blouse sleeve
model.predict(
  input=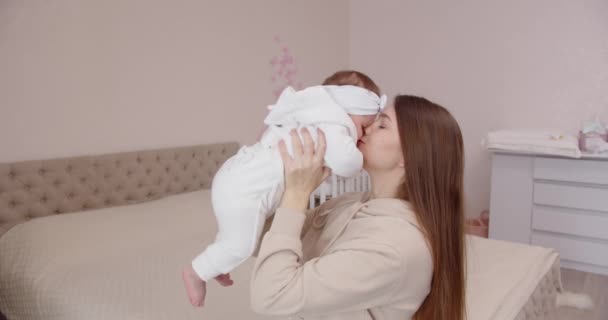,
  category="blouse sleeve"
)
[250,207,405,317]
[251,205,319,258]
